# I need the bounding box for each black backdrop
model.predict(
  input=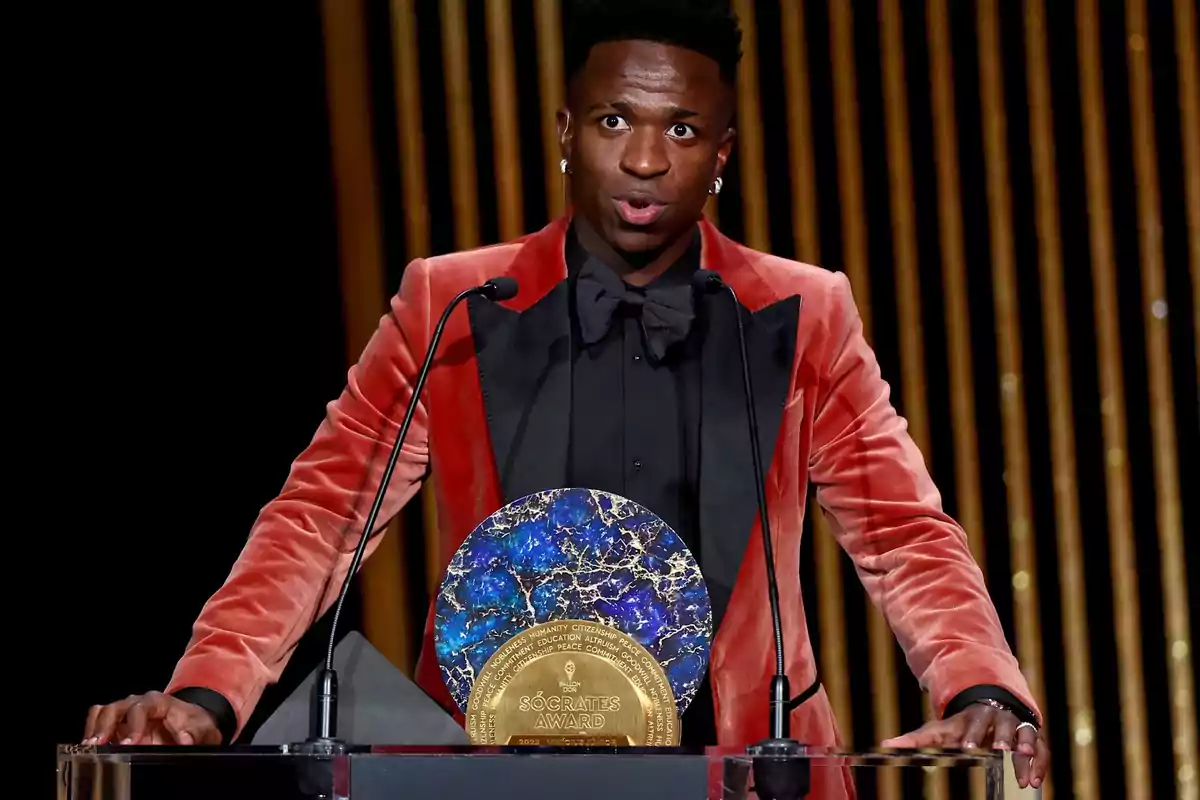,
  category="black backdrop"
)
[39,2,348,785]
